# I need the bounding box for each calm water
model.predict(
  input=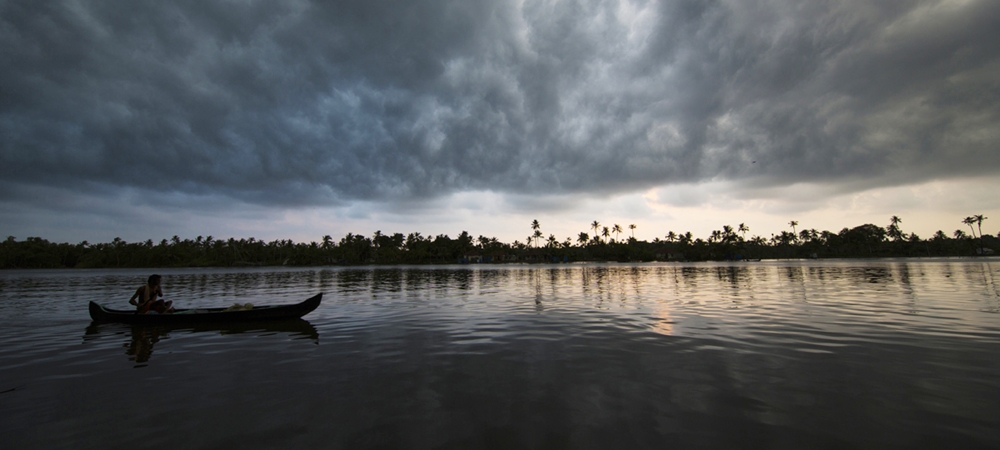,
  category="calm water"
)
[2,260,999,449]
